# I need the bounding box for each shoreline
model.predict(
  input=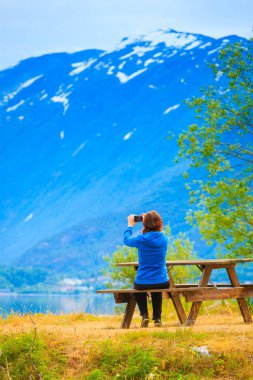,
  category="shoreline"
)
[0,291,102,297]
